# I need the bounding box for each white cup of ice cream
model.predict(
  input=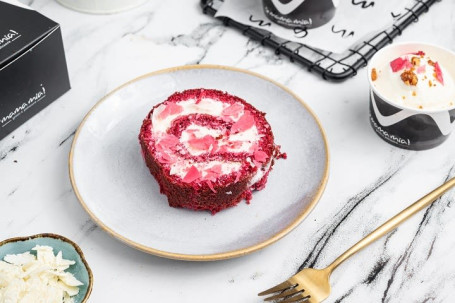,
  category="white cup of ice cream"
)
[55,0,147,14]
[367,42,455,150]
